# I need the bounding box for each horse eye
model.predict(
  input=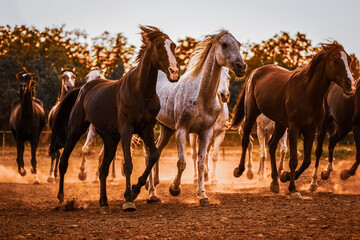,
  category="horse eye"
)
[222,43,227,48]
[156,44,161,49]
